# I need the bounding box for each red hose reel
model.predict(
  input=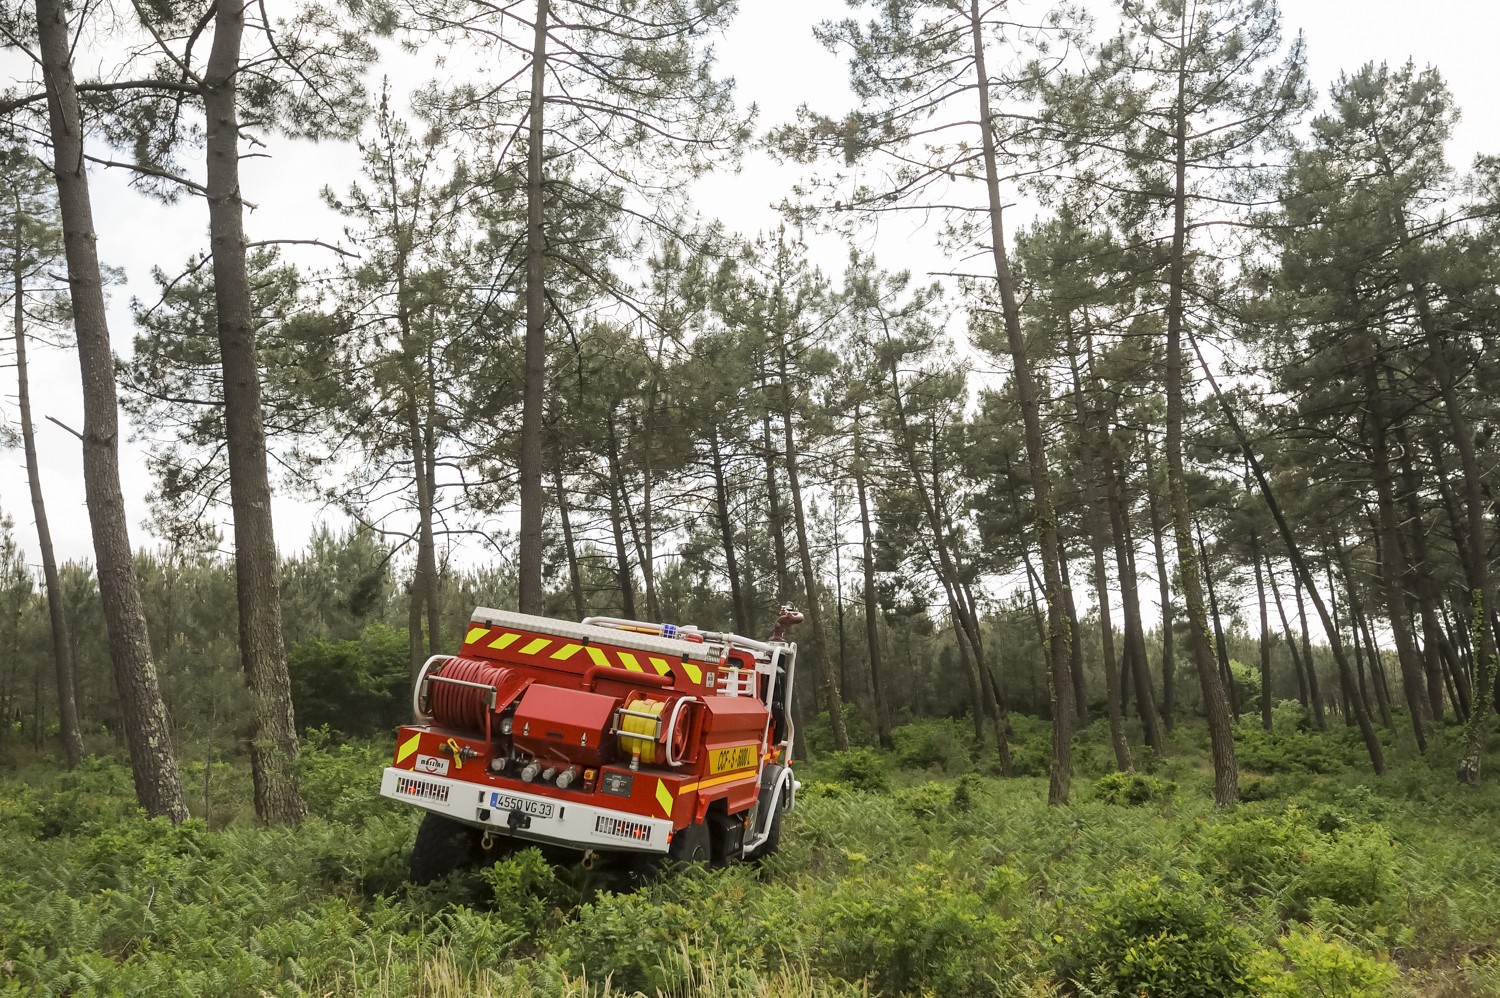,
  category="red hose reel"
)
[422,657,529,734]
